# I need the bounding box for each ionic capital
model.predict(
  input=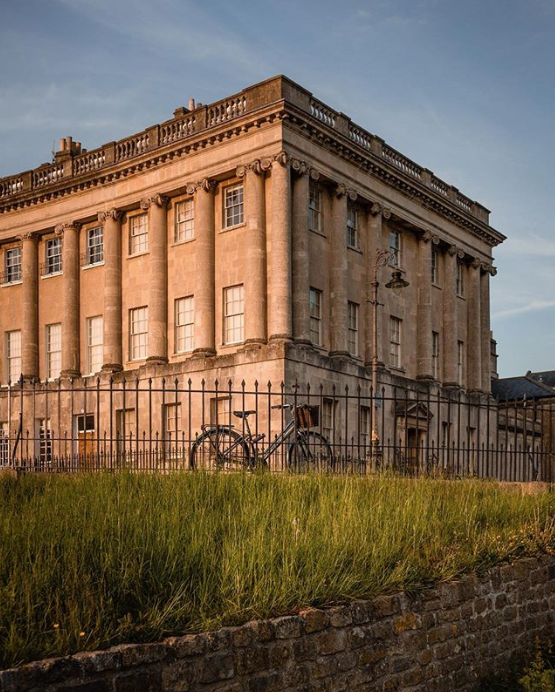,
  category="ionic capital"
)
[471,258,482,269]
[140,194,169,210]
[422,231,440,244]
[447,245,458,256]
[272,150,289,167]
[17,232,39,242]
[370,202,392,219]
[290,157,308,176]
[54,222,81,236]
[480,262,497,276]
[98,209,121,224]
[186,178,216,195]
[309,167,320,181]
